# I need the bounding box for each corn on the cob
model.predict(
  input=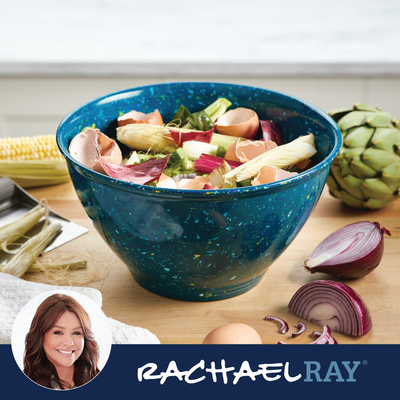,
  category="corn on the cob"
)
[0,135,63,161]
[1,222,62,278]
[0,135,70,188]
